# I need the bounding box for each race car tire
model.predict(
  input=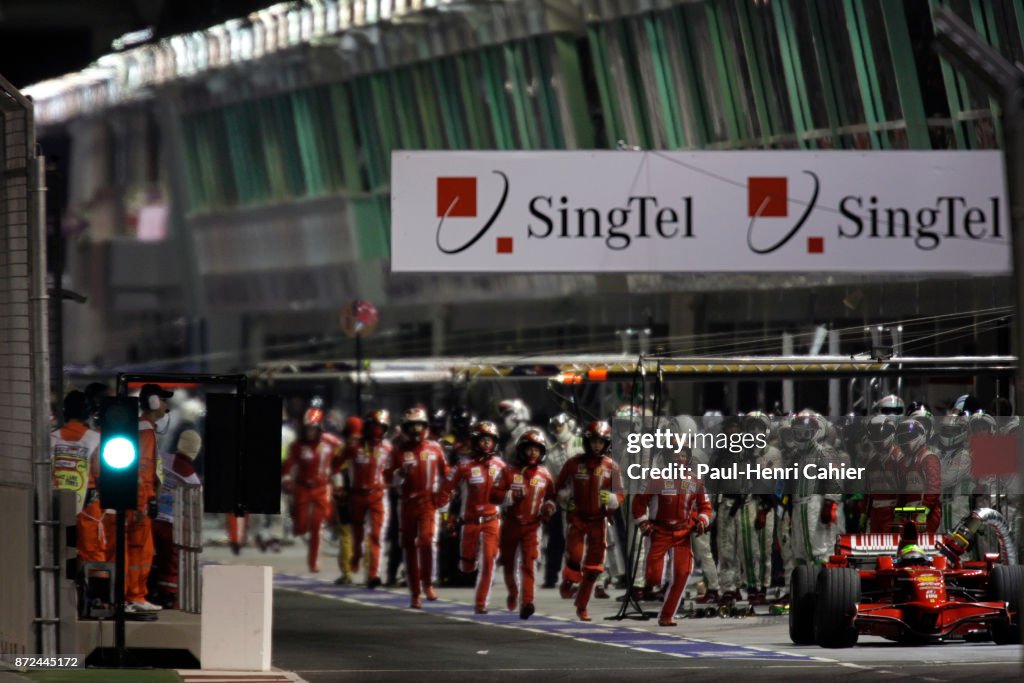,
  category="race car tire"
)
[788,564,821,645]
[813,567,860,648]
[988,564,1023,645]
